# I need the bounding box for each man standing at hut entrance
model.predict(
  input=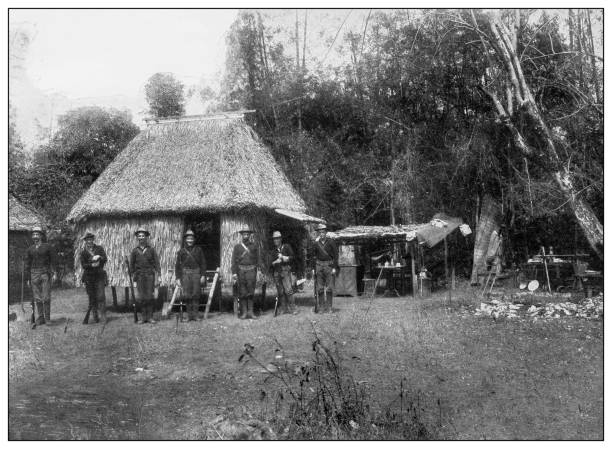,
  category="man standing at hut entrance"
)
[175,229,207,321]
[232,228,261,319]
[80,232,108,324]
[313,223,338,313]
[25,226,58,327]
[270,231,296,315]
[129,228,161,324]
